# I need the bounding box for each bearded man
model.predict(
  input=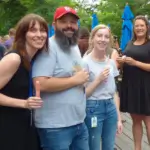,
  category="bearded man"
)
[32,6,89,150]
